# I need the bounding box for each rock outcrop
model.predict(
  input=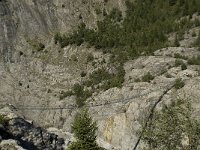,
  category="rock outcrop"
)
[0,0,200,150]
[0,108,65,150]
